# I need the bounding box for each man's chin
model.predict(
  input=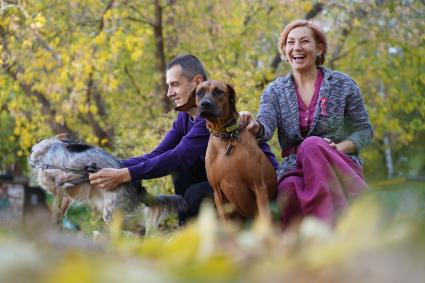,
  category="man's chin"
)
[175,101,188,108]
